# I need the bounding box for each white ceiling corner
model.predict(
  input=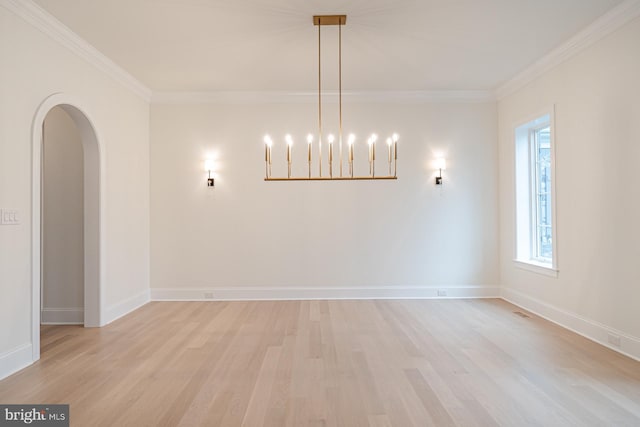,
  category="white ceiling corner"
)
[495,0,640,100]
[1,0,152,101]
